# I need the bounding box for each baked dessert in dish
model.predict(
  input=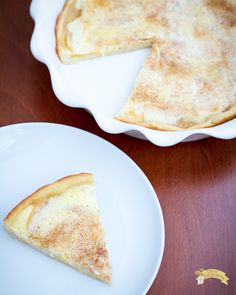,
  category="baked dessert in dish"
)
[116,1,236,130]
[56,0,163,63]
[56,0,236,130]
[4,173,112,283]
